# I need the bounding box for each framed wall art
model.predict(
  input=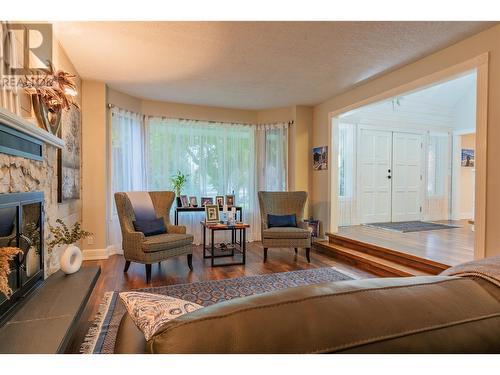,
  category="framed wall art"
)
[58,107,81,202]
